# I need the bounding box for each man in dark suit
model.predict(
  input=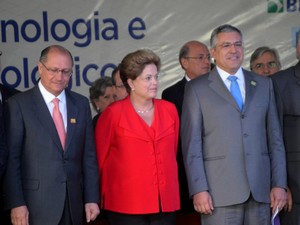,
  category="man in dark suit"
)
[162,40,210,117]
[0,85,20,108]
[272,31,300,225]
[162,41,210,216]
[0,96,6,179]
[3,45,100,225]
[0,85,19,225]
[0,51,21,225]
[181,24,287,225]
